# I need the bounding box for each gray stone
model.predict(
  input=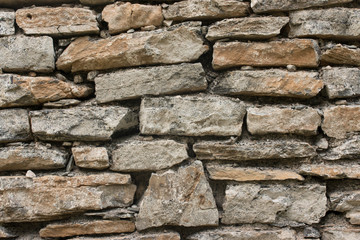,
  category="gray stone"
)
[95,63,207,103]
[0,109,31,143]
[304,227,321,238]
[80,0,114,5]
[72,146,109,170]
[43,99,81,108]
[322,68,360,99]
[321,135,360,160]
[0,0,75,7]
[323,228,360,240]
[321,44,360,66]
[329,190,360,225]
[0,9,14,36]
[70,232,181,240]
[0,225,16,238]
